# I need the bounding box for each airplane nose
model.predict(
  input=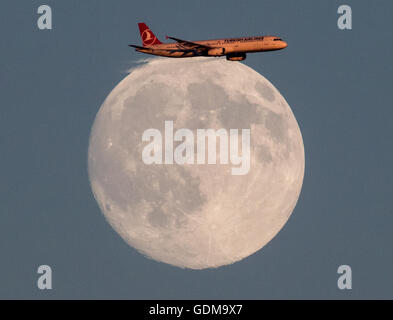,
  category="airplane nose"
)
[282,41,288,49]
